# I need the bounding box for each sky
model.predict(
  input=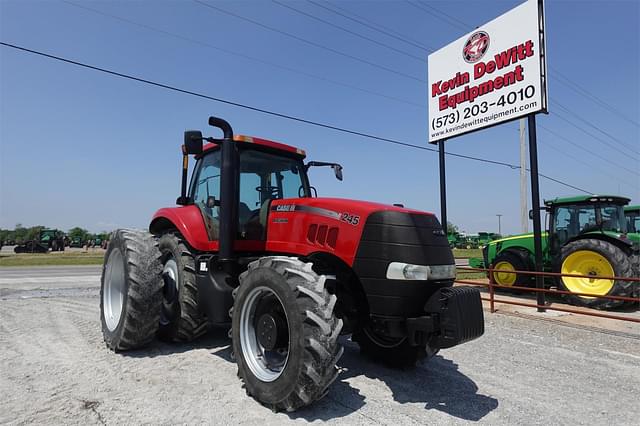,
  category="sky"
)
[1,0,638,235]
